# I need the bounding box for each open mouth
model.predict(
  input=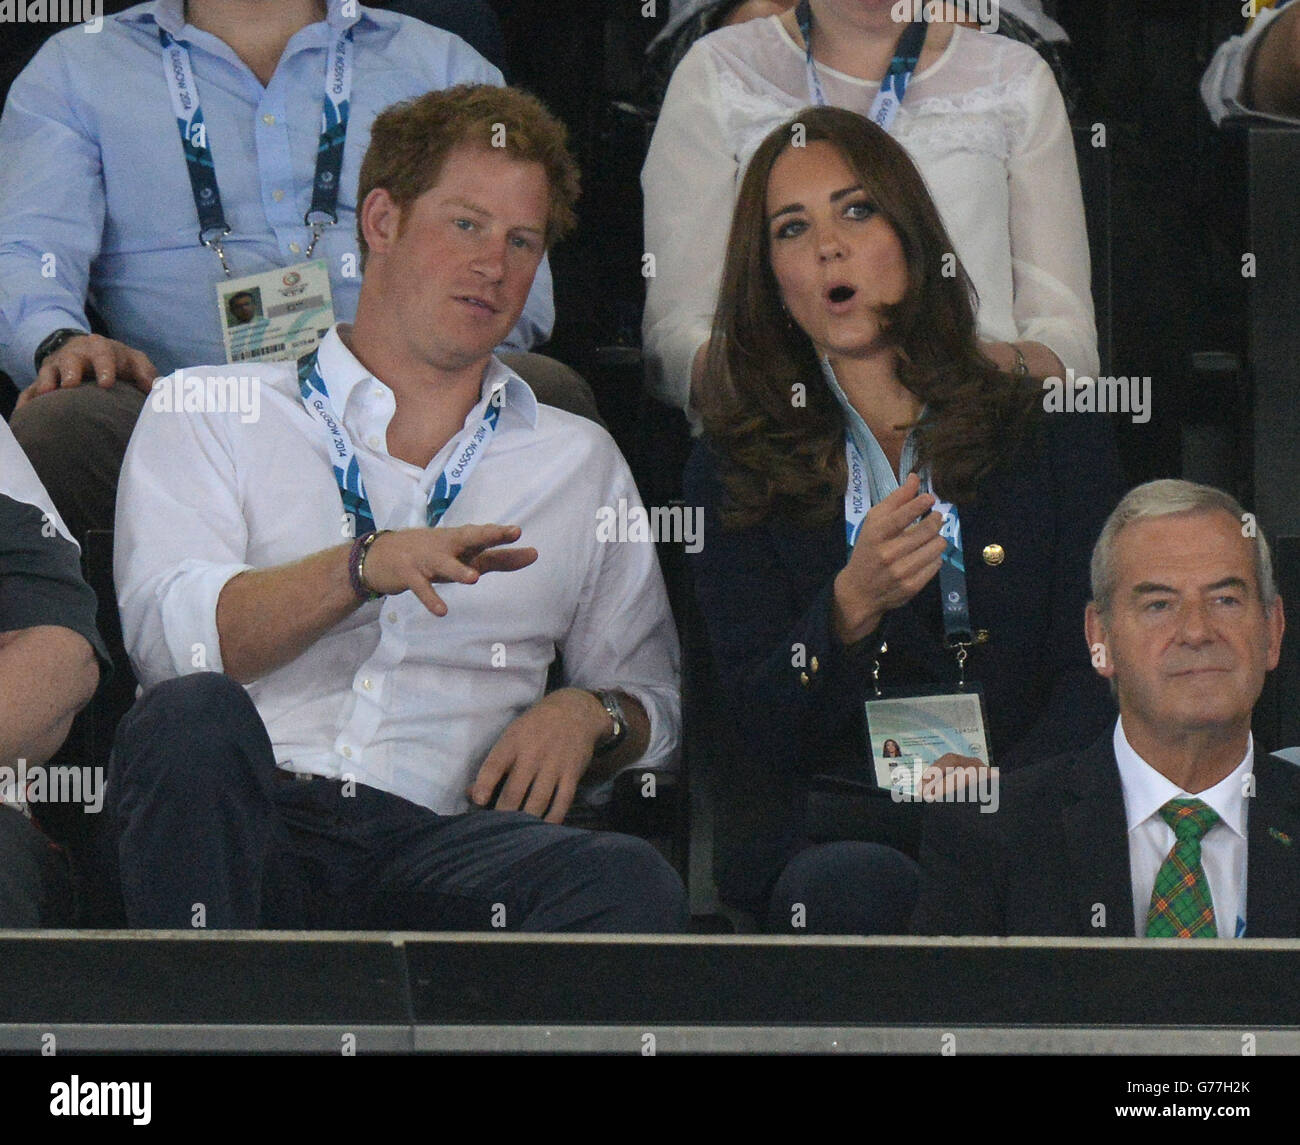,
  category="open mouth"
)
[826,285,856,305]
[457,295,499,313]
